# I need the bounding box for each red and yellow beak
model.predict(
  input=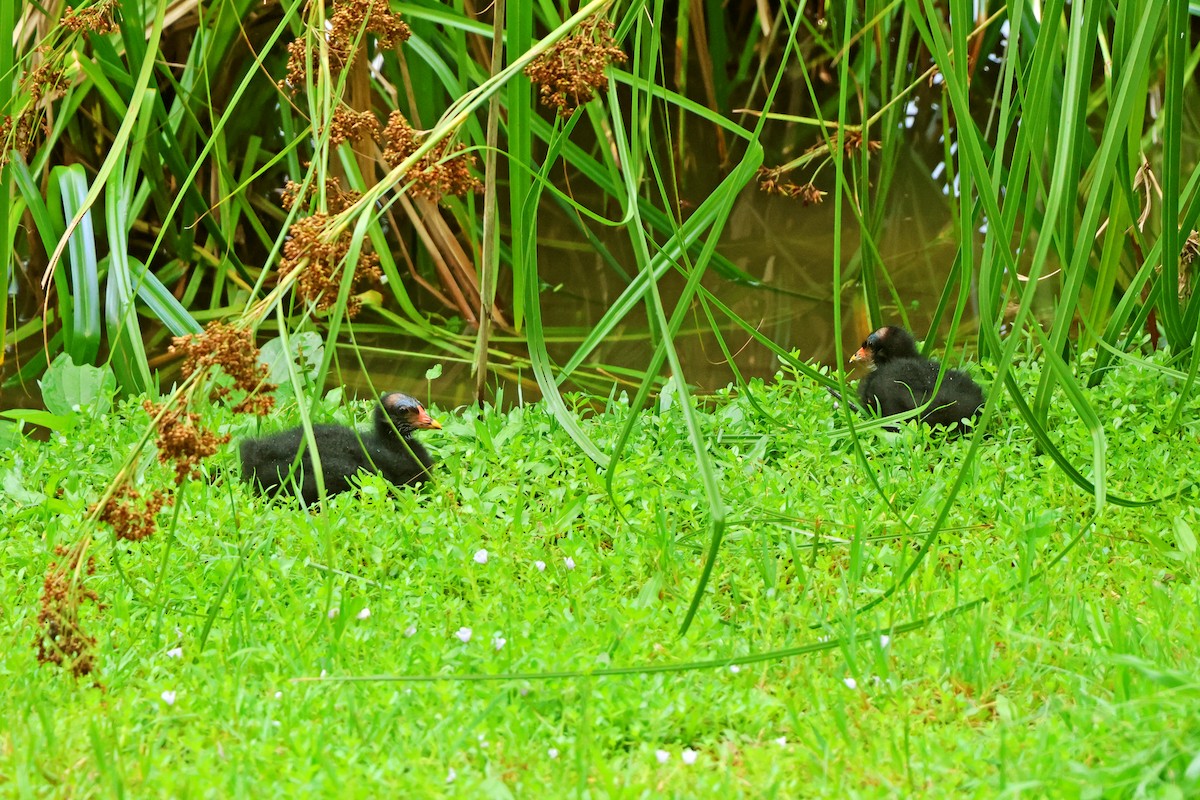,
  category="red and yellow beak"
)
[416,407,442,430]
[850,346,872,364]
